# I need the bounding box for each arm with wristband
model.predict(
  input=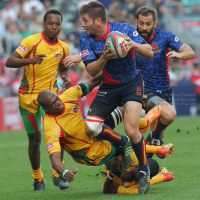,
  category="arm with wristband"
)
[103,157,124,194]
[50,152,78,182]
